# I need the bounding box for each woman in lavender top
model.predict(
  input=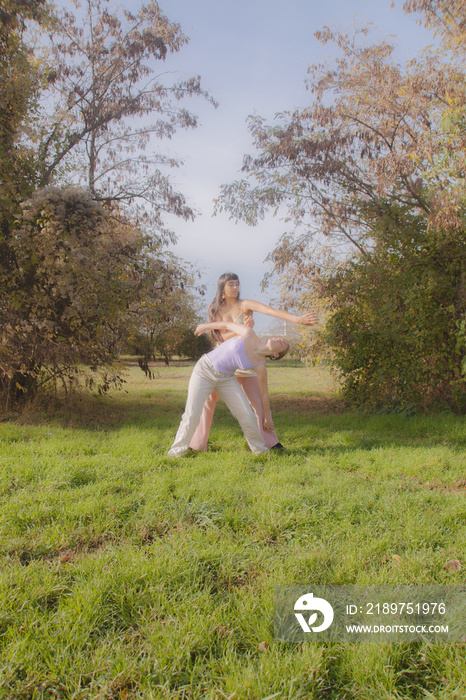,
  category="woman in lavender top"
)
[189,272,317,452]
[168,321,289,457]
